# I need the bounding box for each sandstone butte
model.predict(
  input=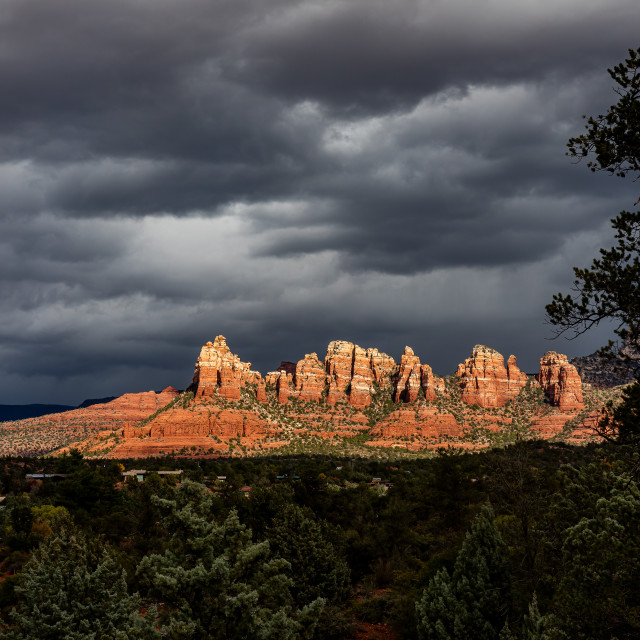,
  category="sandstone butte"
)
[455,345,528,408]
[18,336,613,458]
[537,351,584,411]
